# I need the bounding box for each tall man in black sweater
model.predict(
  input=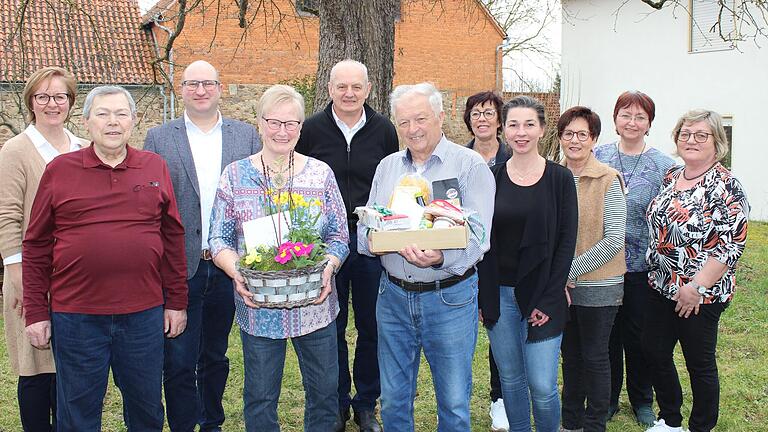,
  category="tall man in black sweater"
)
[296,59,398,432]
